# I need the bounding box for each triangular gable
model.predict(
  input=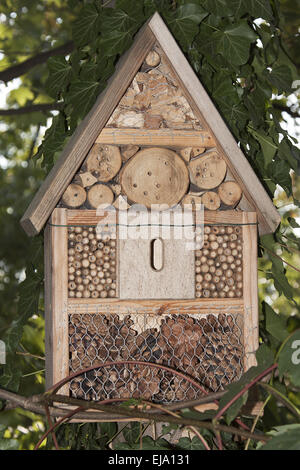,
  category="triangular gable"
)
[20,13,280,236]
